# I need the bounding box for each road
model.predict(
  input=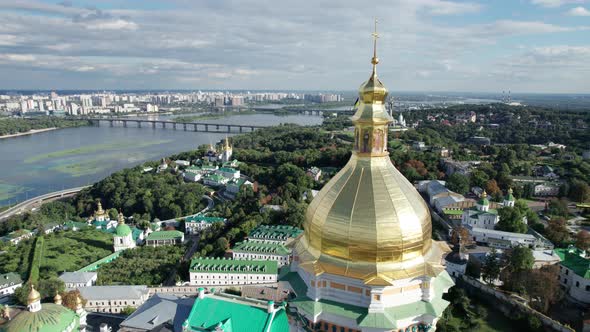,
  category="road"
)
[0,186,90,221]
